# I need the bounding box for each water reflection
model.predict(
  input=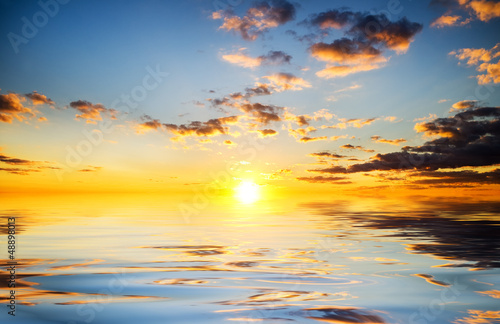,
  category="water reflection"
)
[0,195,499,323]
[304,199,500,270]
